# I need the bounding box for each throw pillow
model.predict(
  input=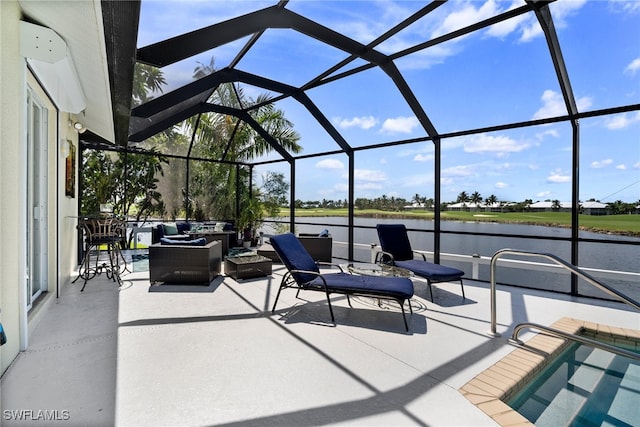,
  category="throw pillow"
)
[162,223,179,235]
[176,222,191,234]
